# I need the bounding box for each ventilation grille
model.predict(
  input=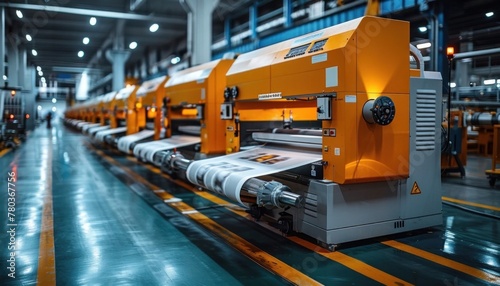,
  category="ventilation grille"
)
[394,220,405,229]
[304,193,318,218]
[415,89,437,151]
